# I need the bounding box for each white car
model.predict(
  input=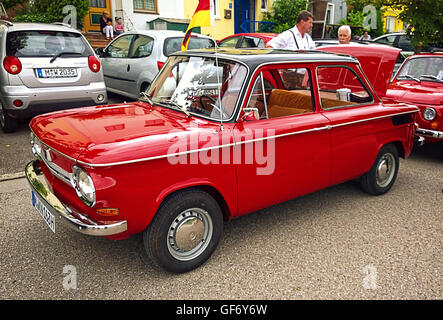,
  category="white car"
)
[0,21,107,133]
[97,30,215,100]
